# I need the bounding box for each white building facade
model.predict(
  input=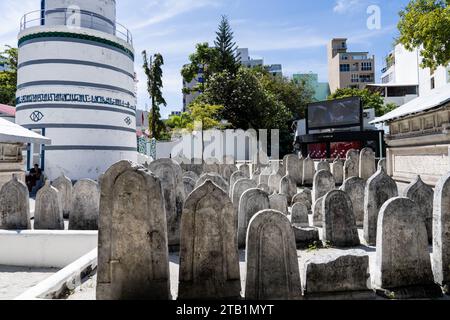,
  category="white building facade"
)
[15,0,137,181]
